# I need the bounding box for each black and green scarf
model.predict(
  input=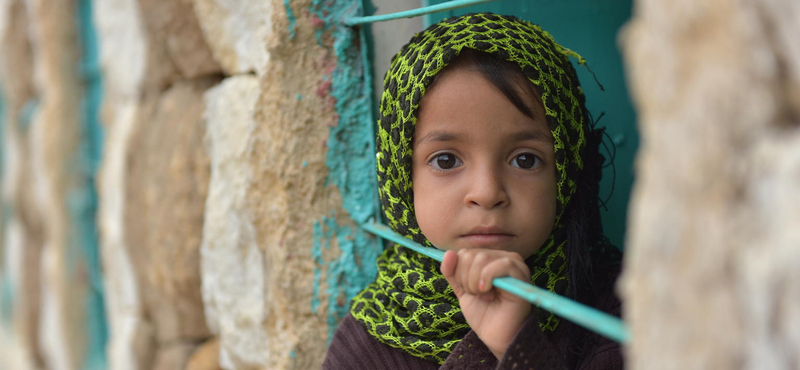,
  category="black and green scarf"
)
[351,13,591,364]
